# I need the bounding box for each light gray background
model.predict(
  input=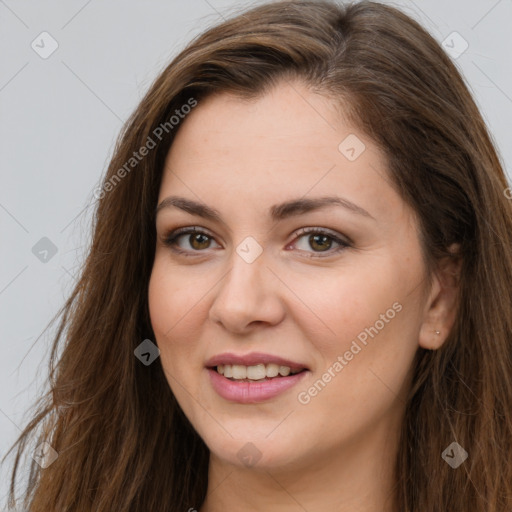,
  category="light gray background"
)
[1,0,511,506]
